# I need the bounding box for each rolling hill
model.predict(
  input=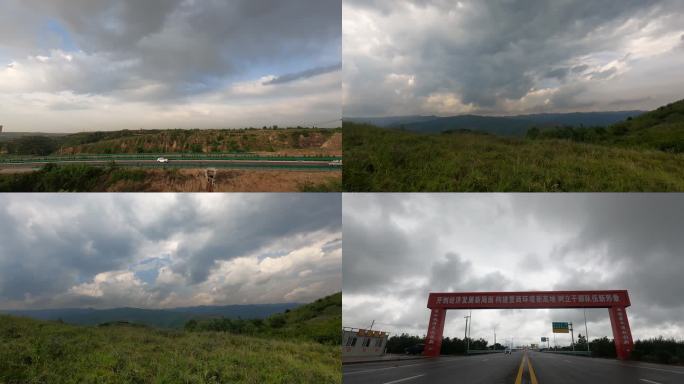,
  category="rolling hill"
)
[345,110,643,136]
[0,128,342,156]
[1,303,300,329]
[531,99,684,153]
[188,292,342,345]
